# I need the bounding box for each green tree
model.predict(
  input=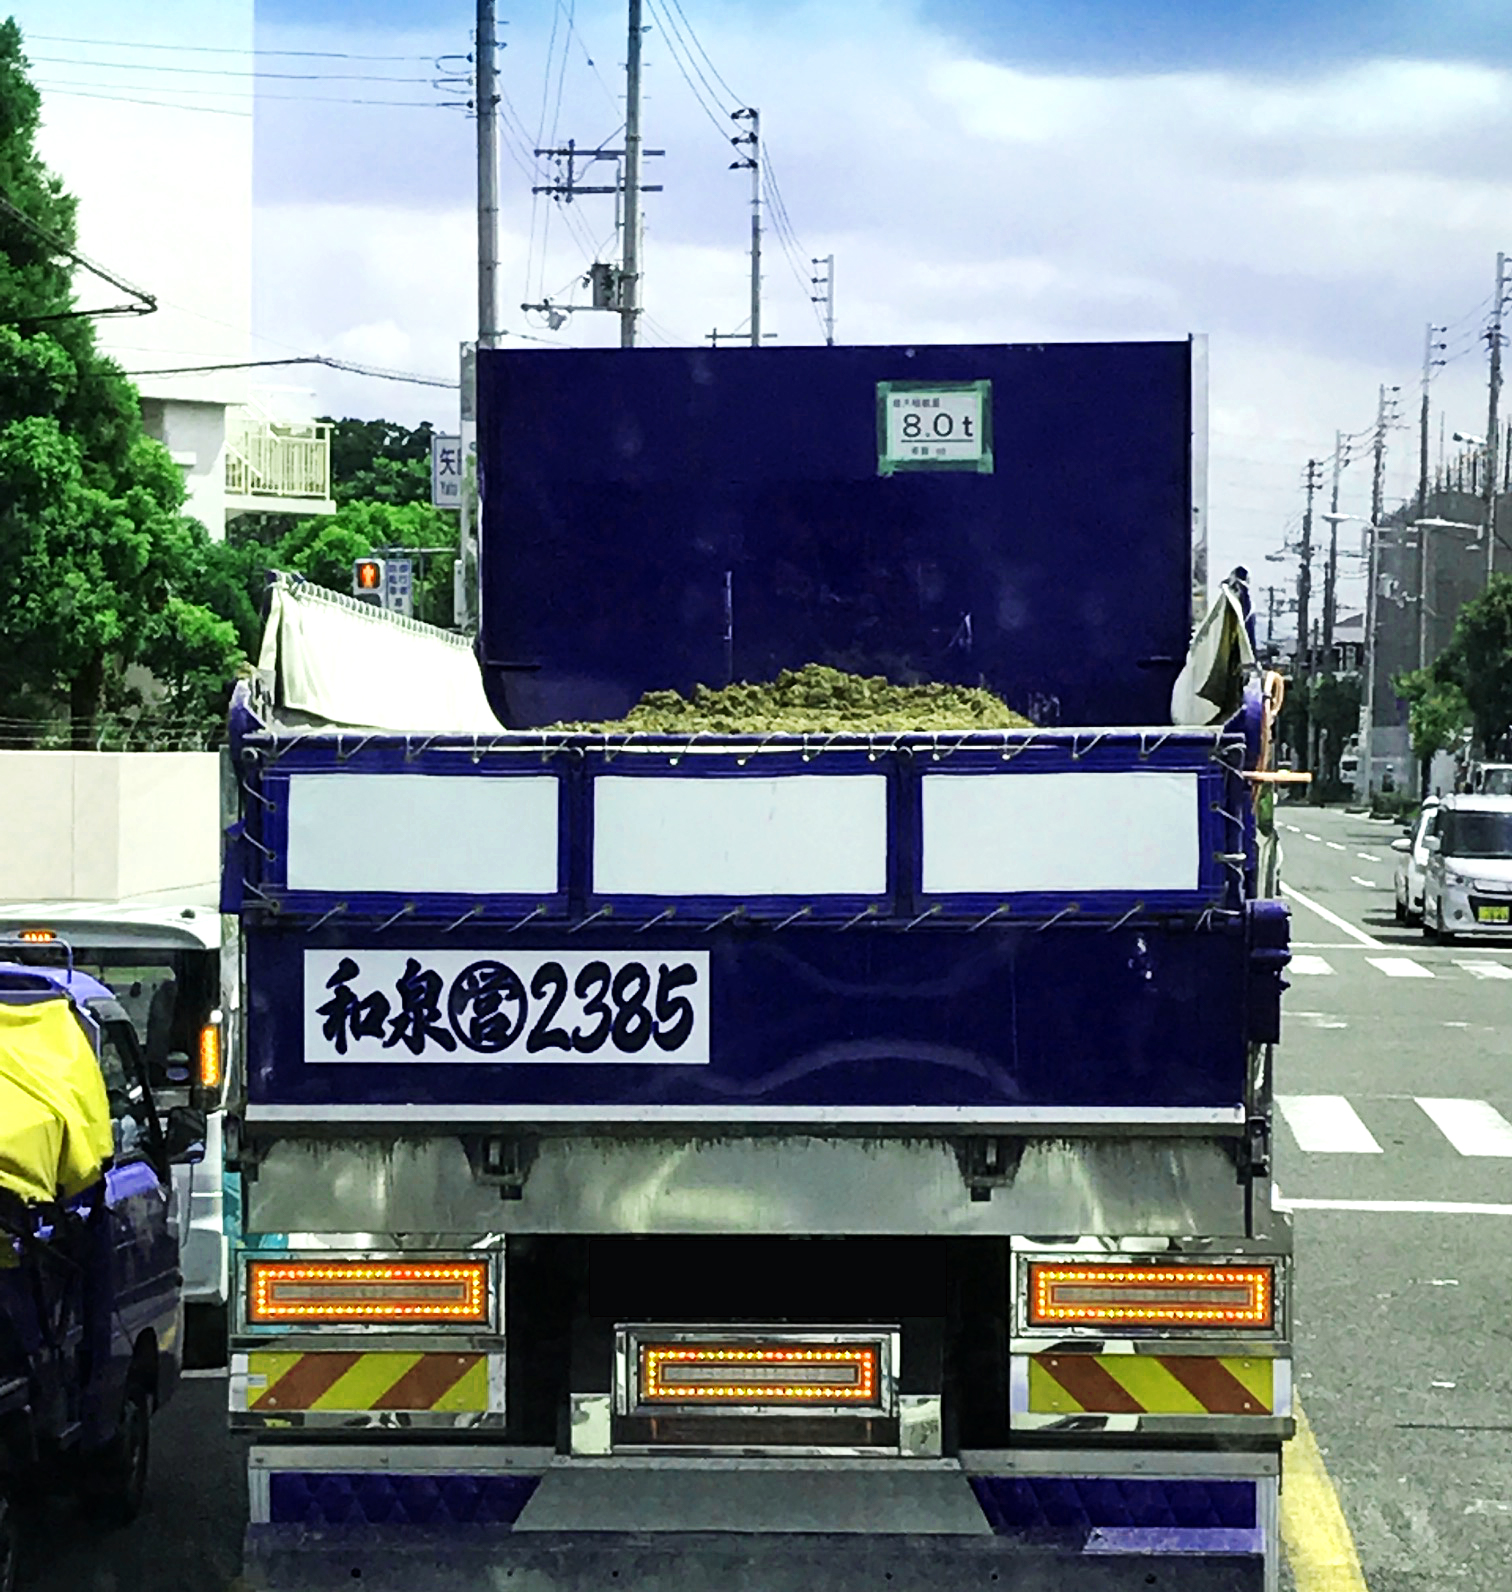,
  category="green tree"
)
[323,416,436,506]
[1305,671,1361,790]
[1393,666,1471,793]
[0,22,244,743]
[1430,573,1512,757]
